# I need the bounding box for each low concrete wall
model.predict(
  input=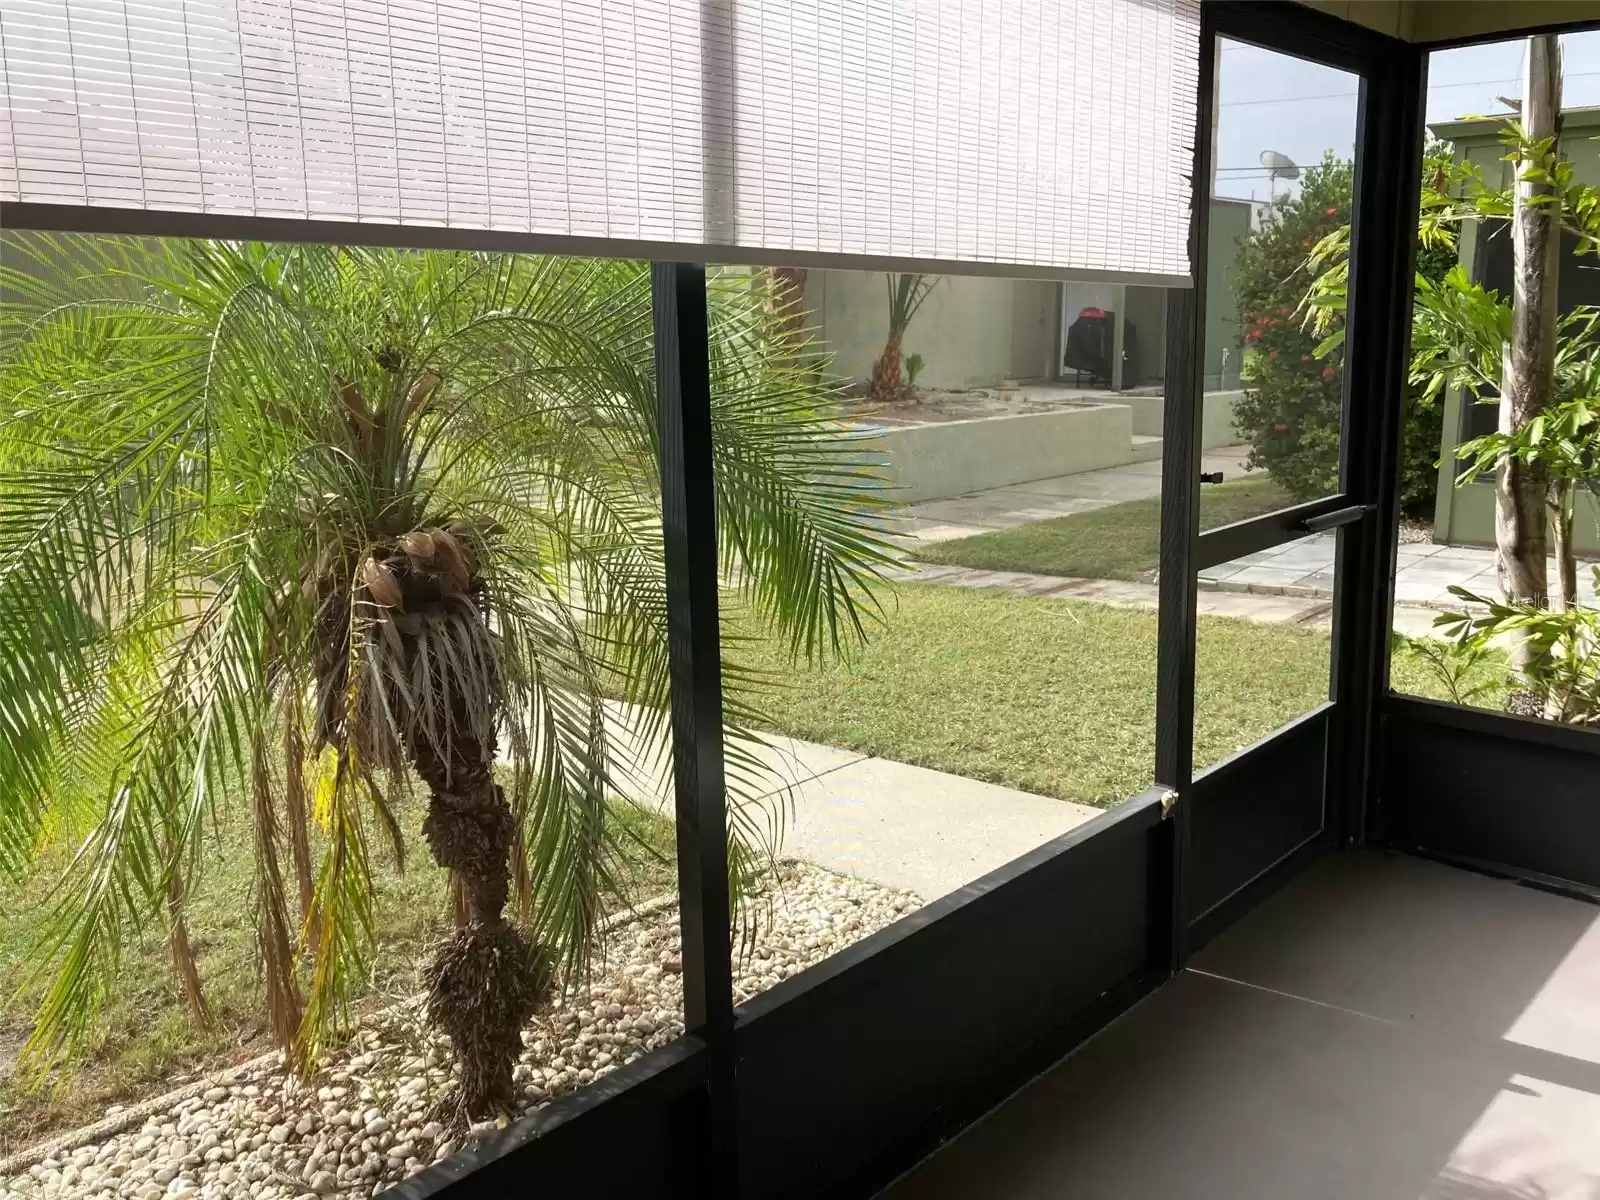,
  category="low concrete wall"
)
[1118,390,1243,449]
[1442,479,1600,554]
[856,404,1133,504]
